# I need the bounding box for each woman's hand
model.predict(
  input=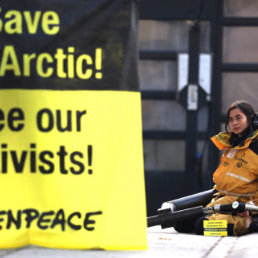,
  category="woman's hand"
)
[238,211,250,217]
